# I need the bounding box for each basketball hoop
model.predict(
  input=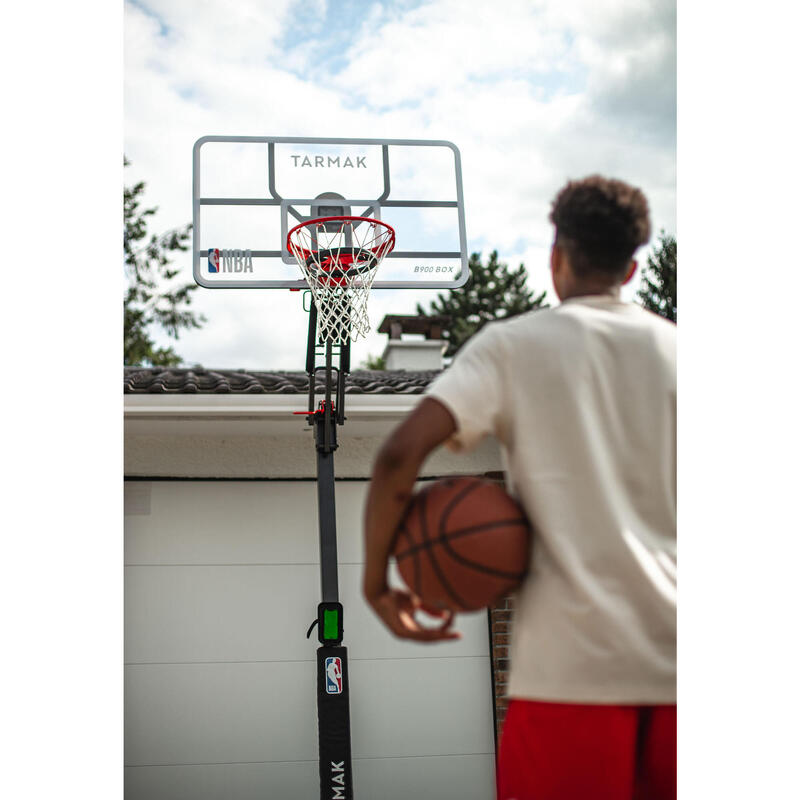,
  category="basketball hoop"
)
[287,216,395,343]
